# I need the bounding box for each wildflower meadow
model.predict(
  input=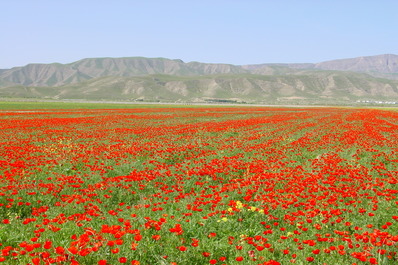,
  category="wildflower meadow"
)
[0,106,397,265]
